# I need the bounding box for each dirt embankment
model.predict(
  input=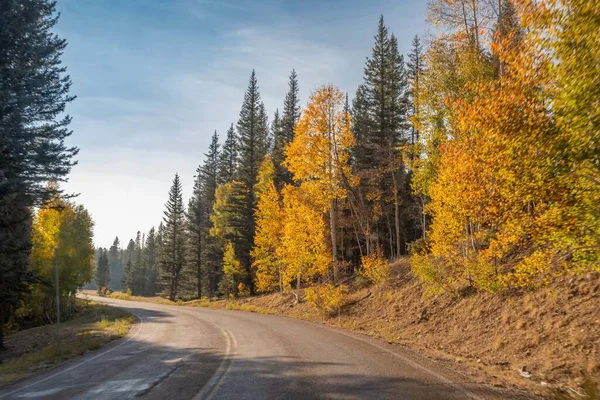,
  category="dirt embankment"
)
[224,259,600,398]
